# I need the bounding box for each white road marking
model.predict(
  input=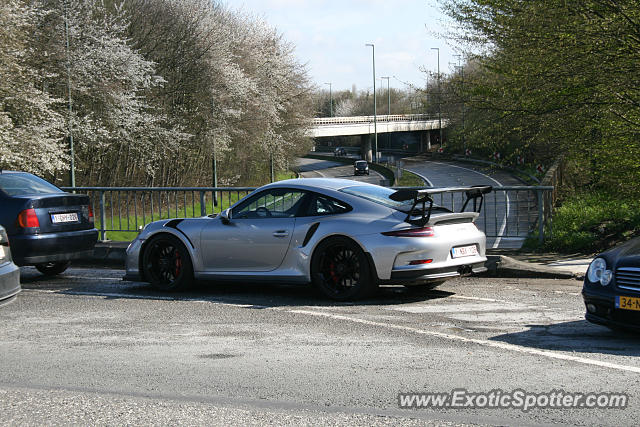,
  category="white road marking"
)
[450,294,509,303]
[389,302,541,314]
[288,309,640,374]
